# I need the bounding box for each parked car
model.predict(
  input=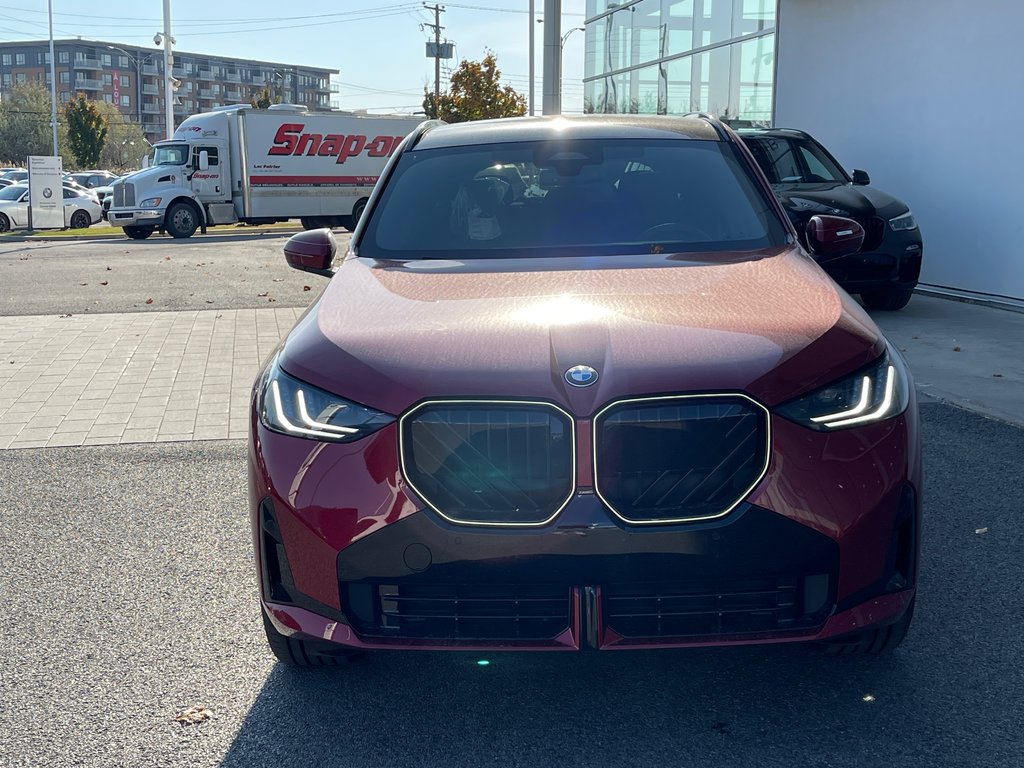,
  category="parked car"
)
[0,183,102,231]
[250,115,921,665]
[1,169,28,183]
[738,128,922,310]
[70,170,119,189]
